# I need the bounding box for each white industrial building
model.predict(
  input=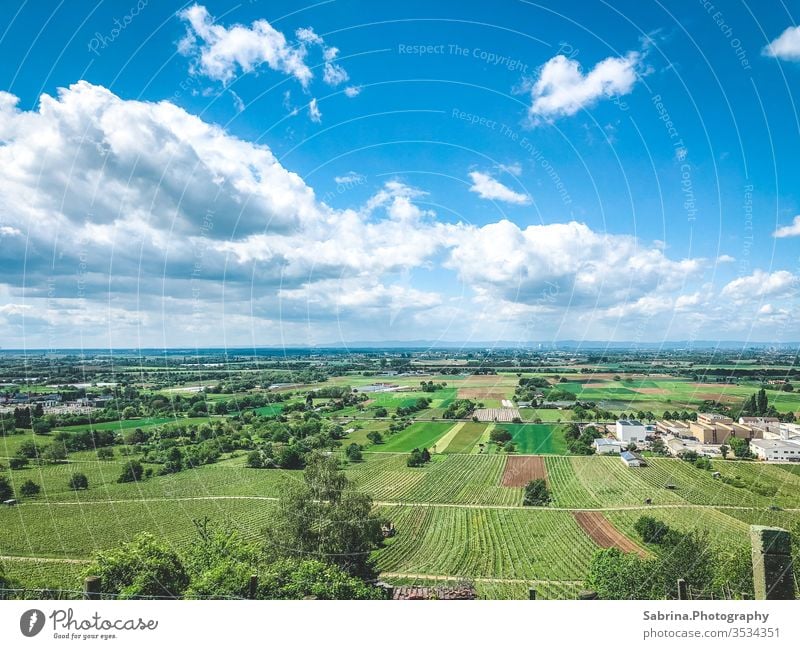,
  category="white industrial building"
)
[615,419,648,443]
[593,438,624,455]
[749,439,800,462]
